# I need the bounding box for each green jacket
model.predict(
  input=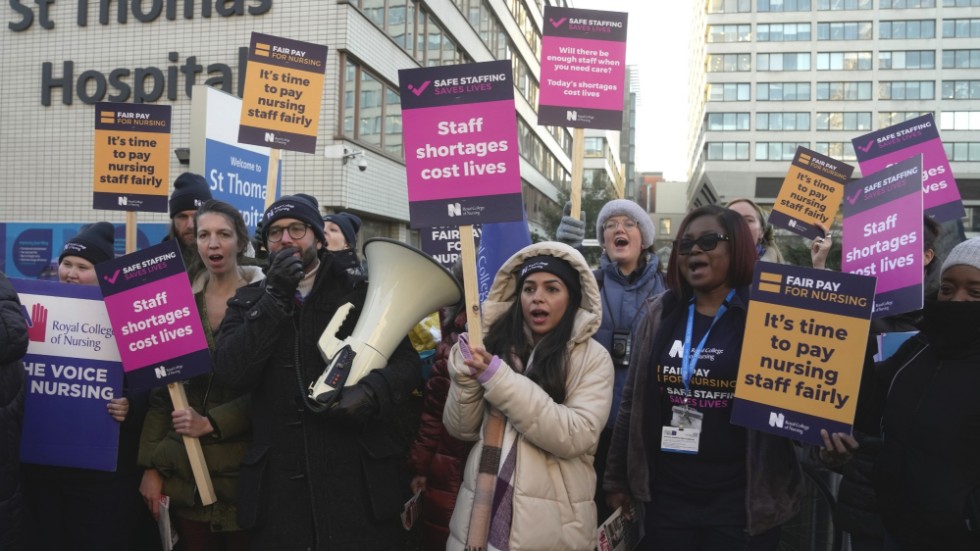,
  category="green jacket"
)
[137,272,262,532]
